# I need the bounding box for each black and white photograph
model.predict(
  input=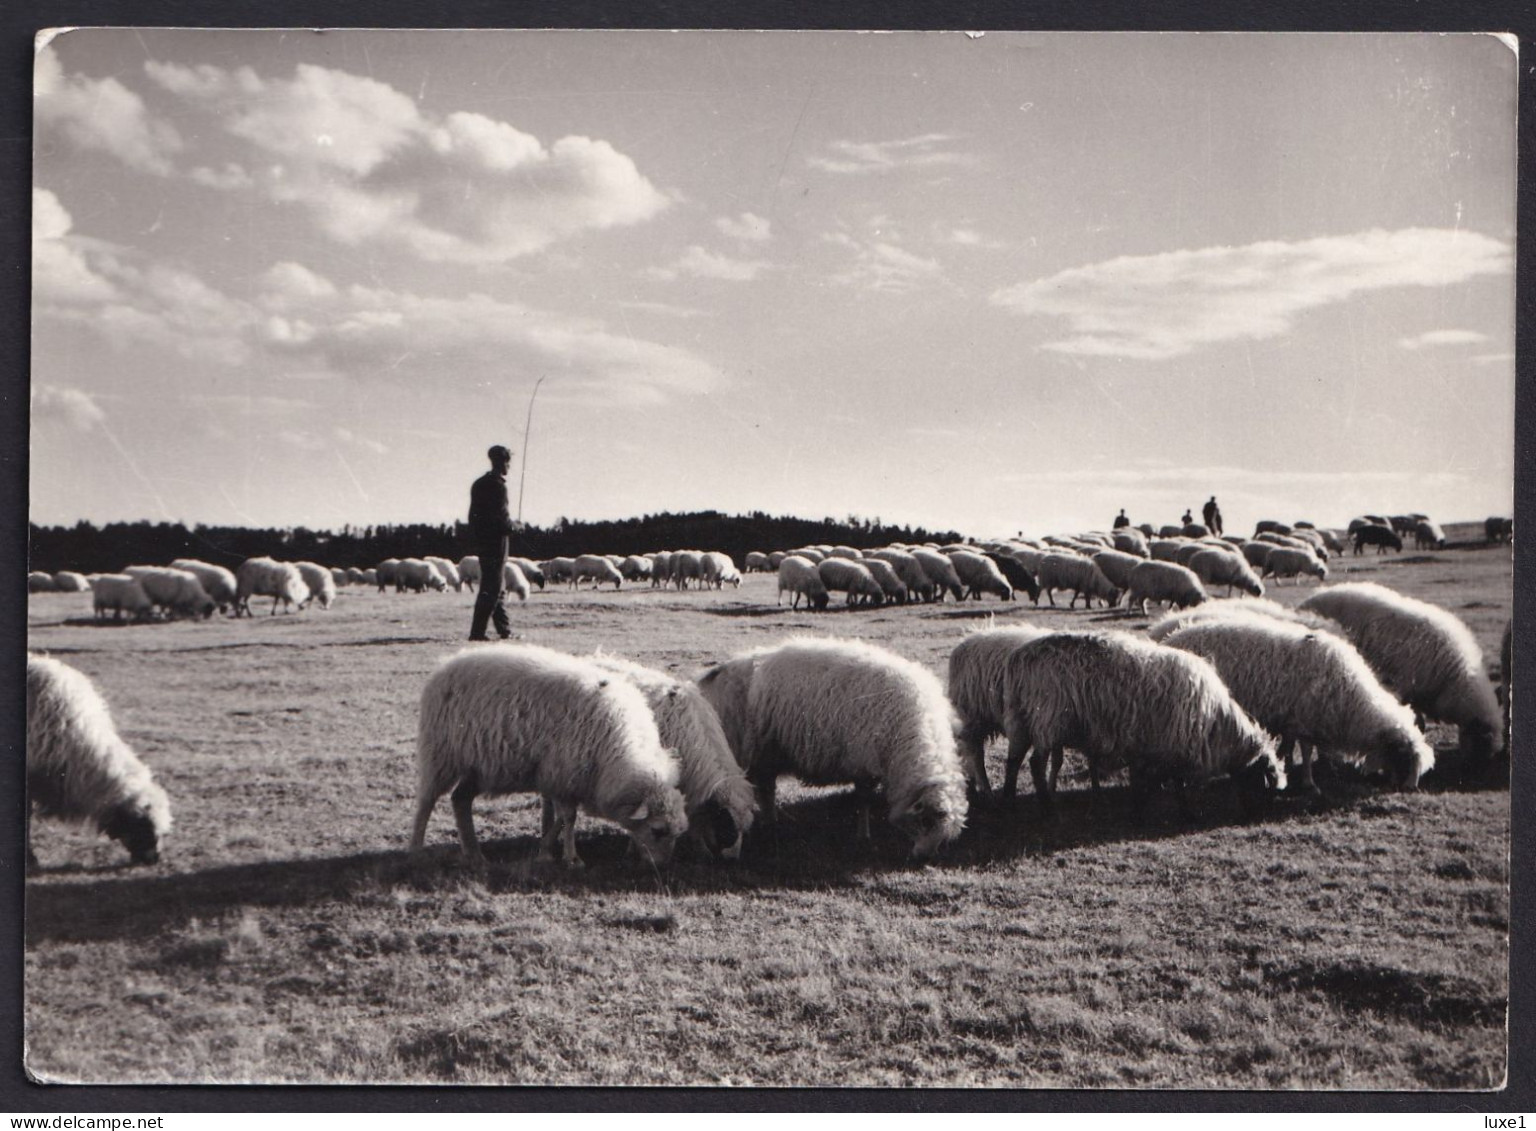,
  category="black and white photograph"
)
[22,26,1517,1089]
